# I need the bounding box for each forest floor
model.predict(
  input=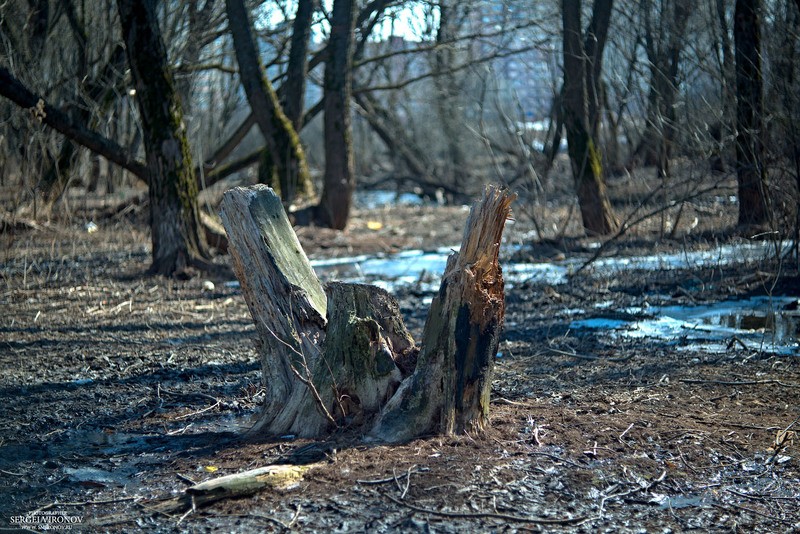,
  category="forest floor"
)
[1,167,800,532]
